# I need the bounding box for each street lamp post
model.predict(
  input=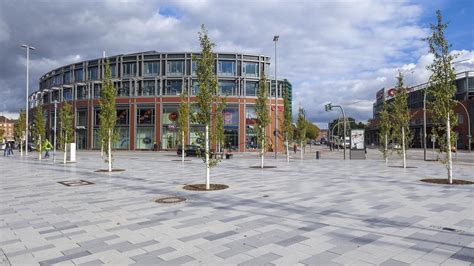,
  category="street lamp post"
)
[457,101,471,152]
[325,103,347,160]
[273,35,279,159]
[53,100,58,162]
[21,44,35,156]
